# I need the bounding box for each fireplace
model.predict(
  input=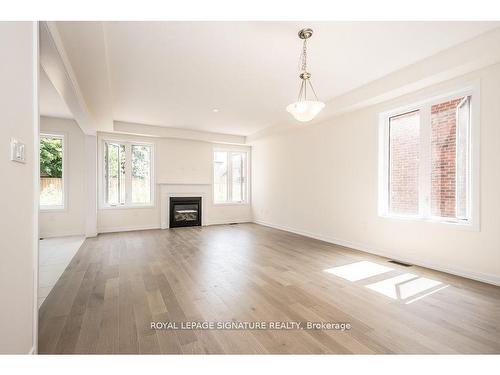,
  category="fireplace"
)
[169,197,202,228]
